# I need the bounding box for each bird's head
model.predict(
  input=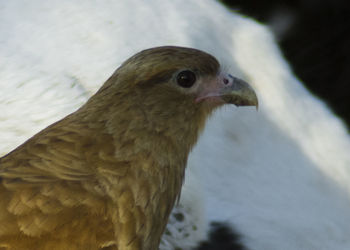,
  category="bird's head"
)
[93,46,257,118]
[82,46,258,153]
[113,46,258,110]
